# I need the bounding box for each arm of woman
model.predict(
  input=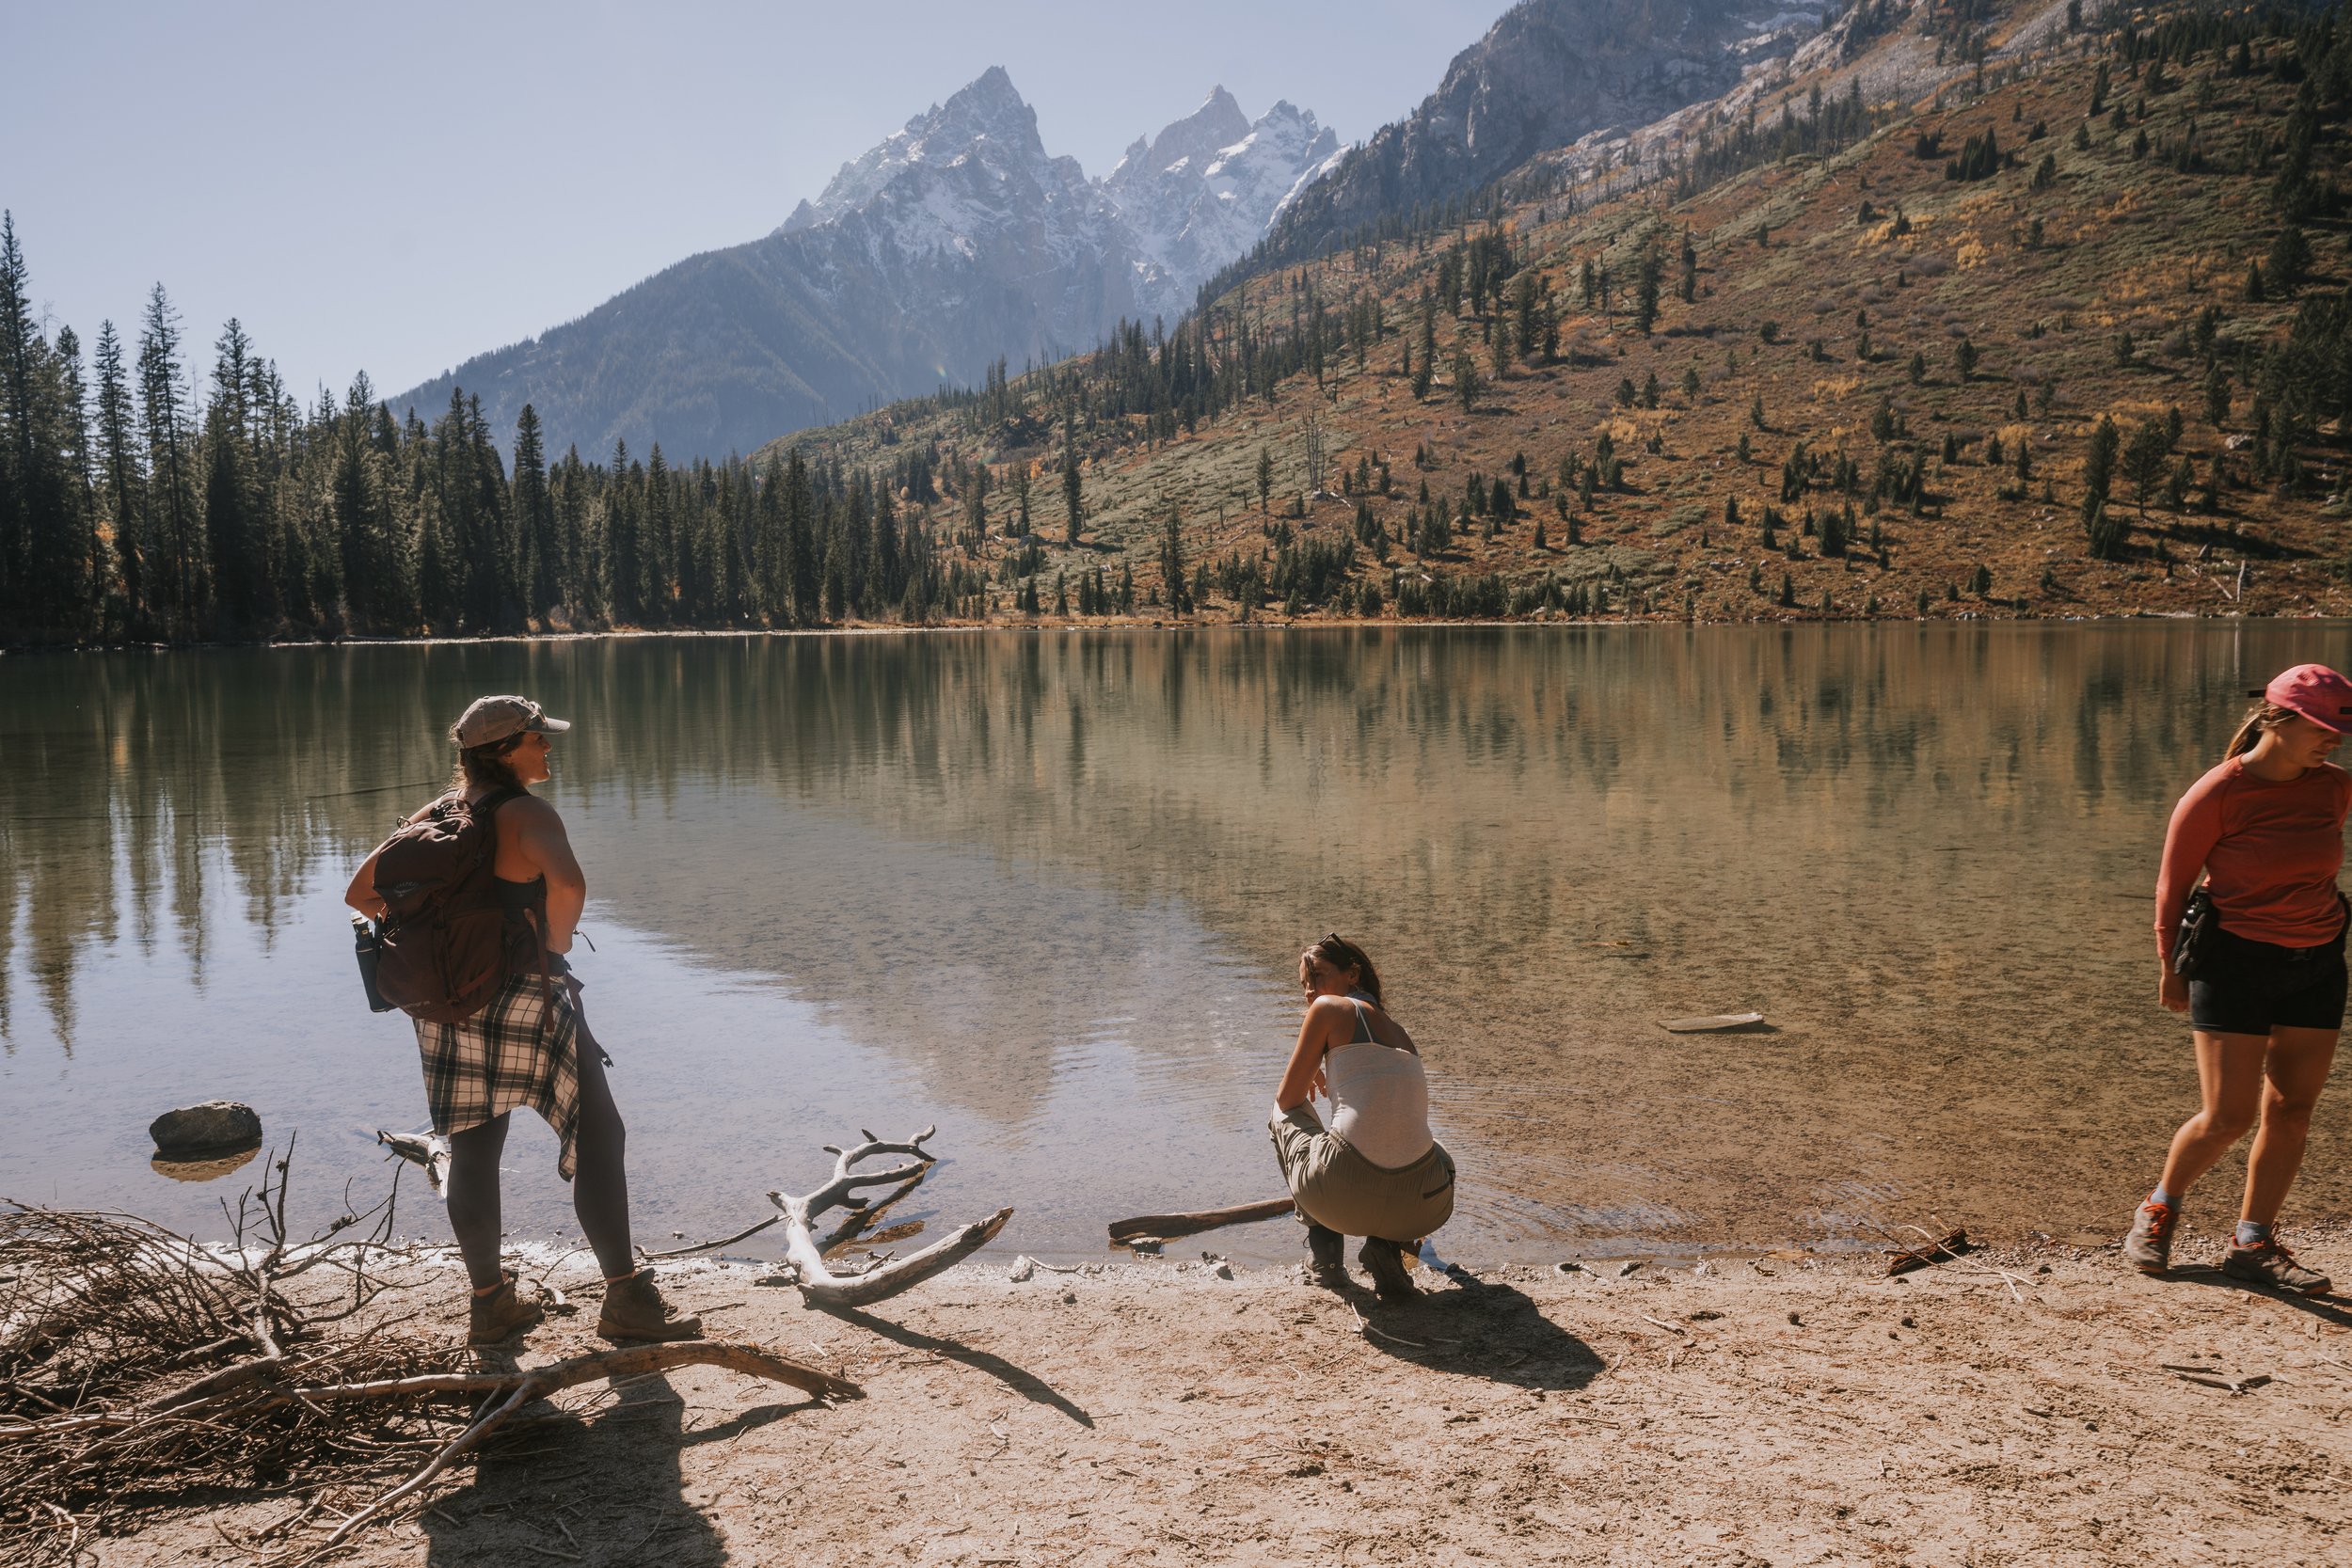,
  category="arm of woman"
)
[507,798,587,955]
[2153,771,2225,1009]
[1274,998,1349,1114]
[342,850,388,918]
[342,802,441,918]
[2153,774,2224,960]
